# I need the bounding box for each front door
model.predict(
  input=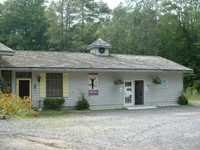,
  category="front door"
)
[124,81,133,106]
[17,79,31,98]
[135,80,144,105]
